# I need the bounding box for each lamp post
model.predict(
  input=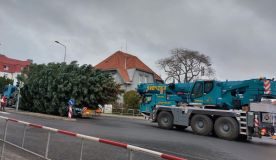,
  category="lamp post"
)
[54,41,67,62]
